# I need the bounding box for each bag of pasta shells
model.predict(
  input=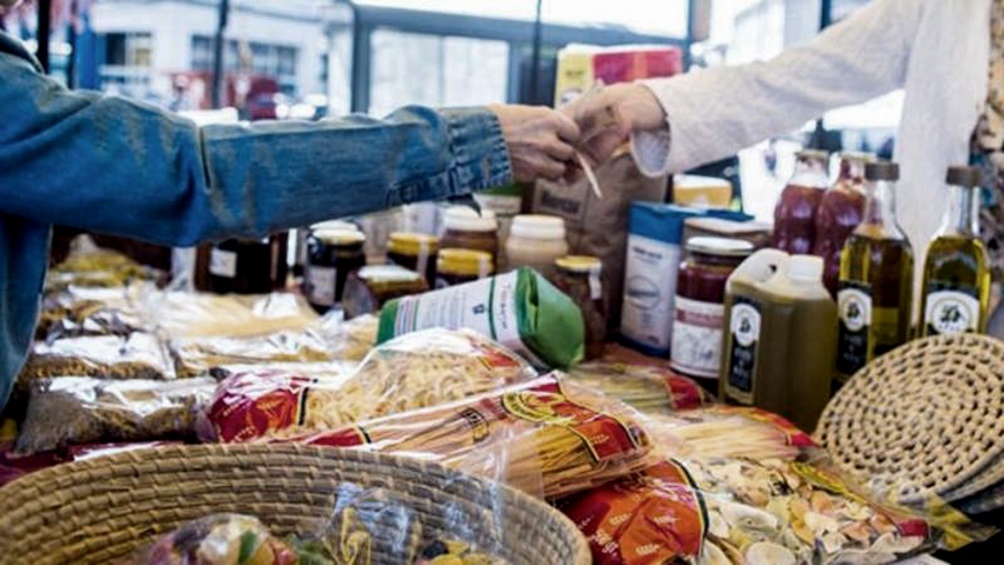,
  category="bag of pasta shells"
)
[281,374,652,500]
[200,329,536,443]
